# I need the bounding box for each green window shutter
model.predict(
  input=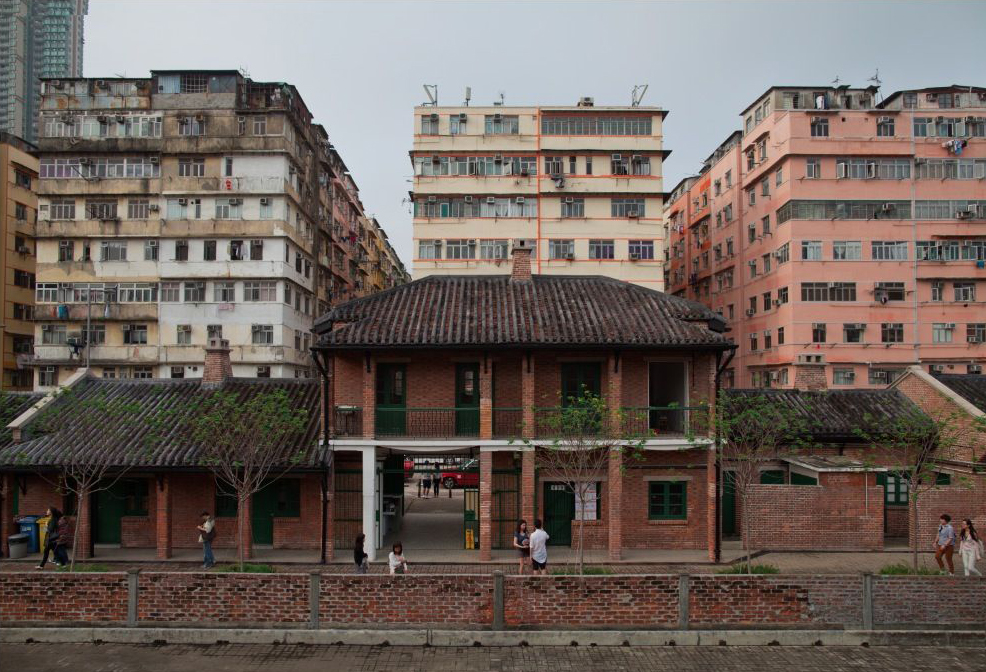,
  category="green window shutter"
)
[215,481,239,518]
[790,472,818,486]
[760,470,785,484]
[648,481,687,520]
[276,479,301,517]
[935,472,952,486]
[122,479,149,516]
